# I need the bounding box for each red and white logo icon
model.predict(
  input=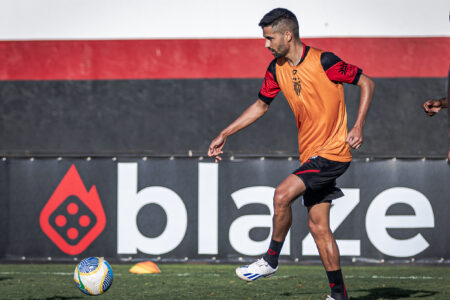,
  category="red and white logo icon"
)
[39,164,106,255]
